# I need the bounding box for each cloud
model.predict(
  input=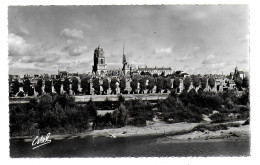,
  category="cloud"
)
[20,27,29,35]
[154,47,173,54]
[62,40,88,56]
[175,46,200,62]
[8,33,32,55]
[202,54,223,64]
[61,28,84,39]
[175,54,195,62]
